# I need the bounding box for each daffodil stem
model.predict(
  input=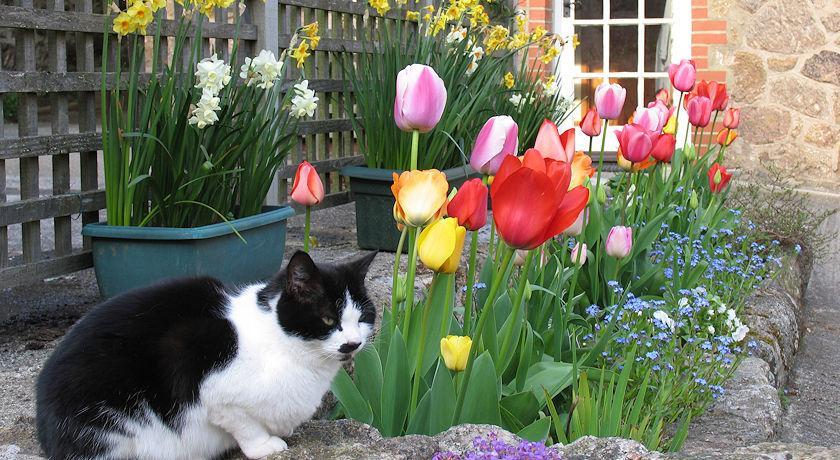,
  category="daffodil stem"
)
[410,130,419,170]
[401,227,420,339]
[594,119,610,192]
[303,206,311,252]
[463,230,479,335]
[409,274,439,419]
[391,226,408,334]
[497,250,534,375]
[453,245,515,422]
